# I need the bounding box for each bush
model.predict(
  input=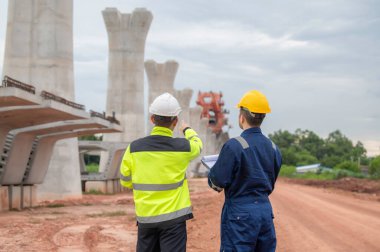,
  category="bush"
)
[289,168,367,180]
[296,170,336,180]
[295,150,319,166]
[335,161,360,173]
[369,156,380,177]
[332,169,366,179]
[279,165,296,177]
